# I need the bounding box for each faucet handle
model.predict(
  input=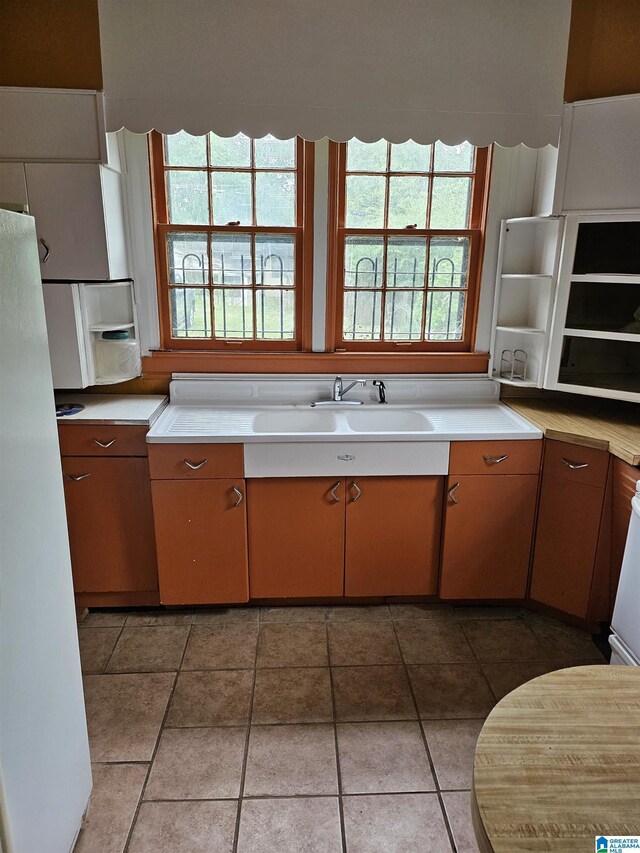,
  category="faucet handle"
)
[372,379,387,403]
